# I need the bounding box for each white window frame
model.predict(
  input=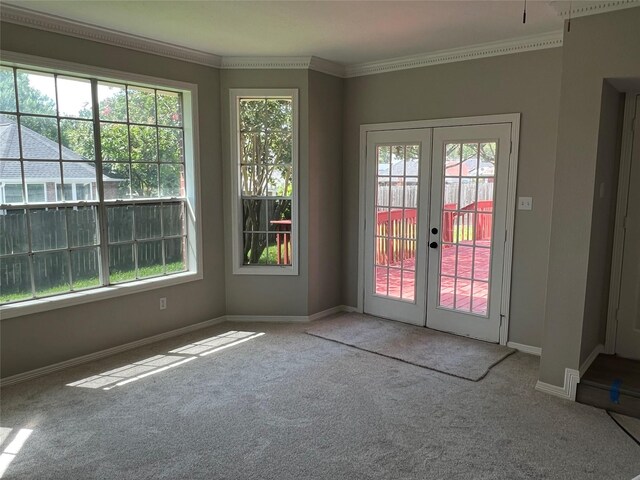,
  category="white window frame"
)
[0,51,203,320]
[229,88,299,275]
